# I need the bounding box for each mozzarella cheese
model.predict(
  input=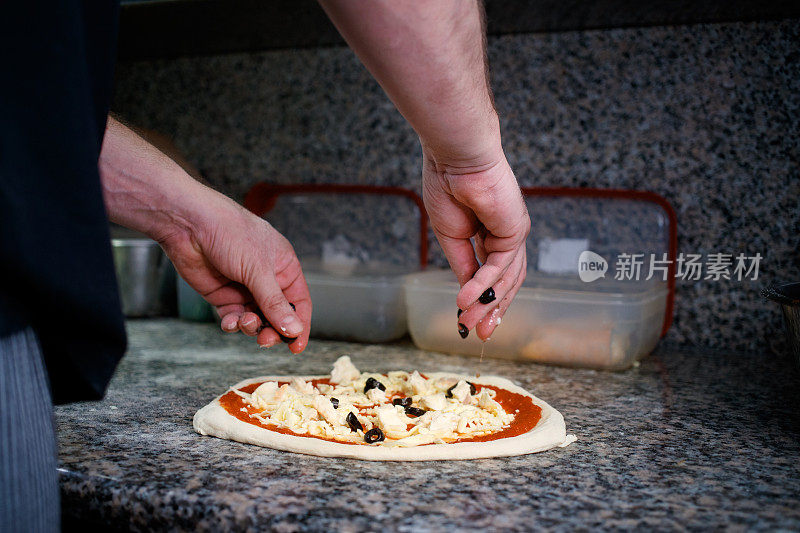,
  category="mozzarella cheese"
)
[236,356,515,446]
